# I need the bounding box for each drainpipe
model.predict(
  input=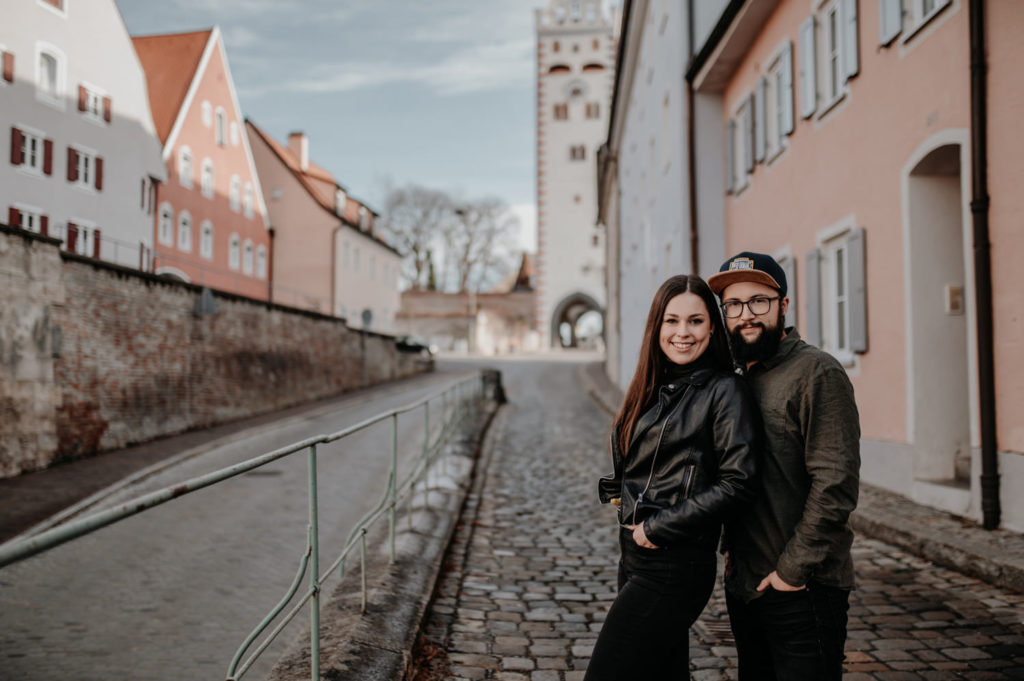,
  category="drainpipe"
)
[330,224,343,316]
[969,0,999,530]
[267,226,275,304]
[686,0,700,275]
